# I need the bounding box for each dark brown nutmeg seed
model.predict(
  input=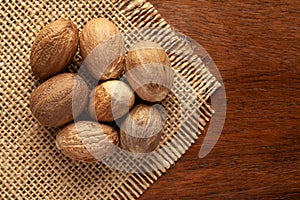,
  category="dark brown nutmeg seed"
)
[30,19,79,79]
[30,73,88,127]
